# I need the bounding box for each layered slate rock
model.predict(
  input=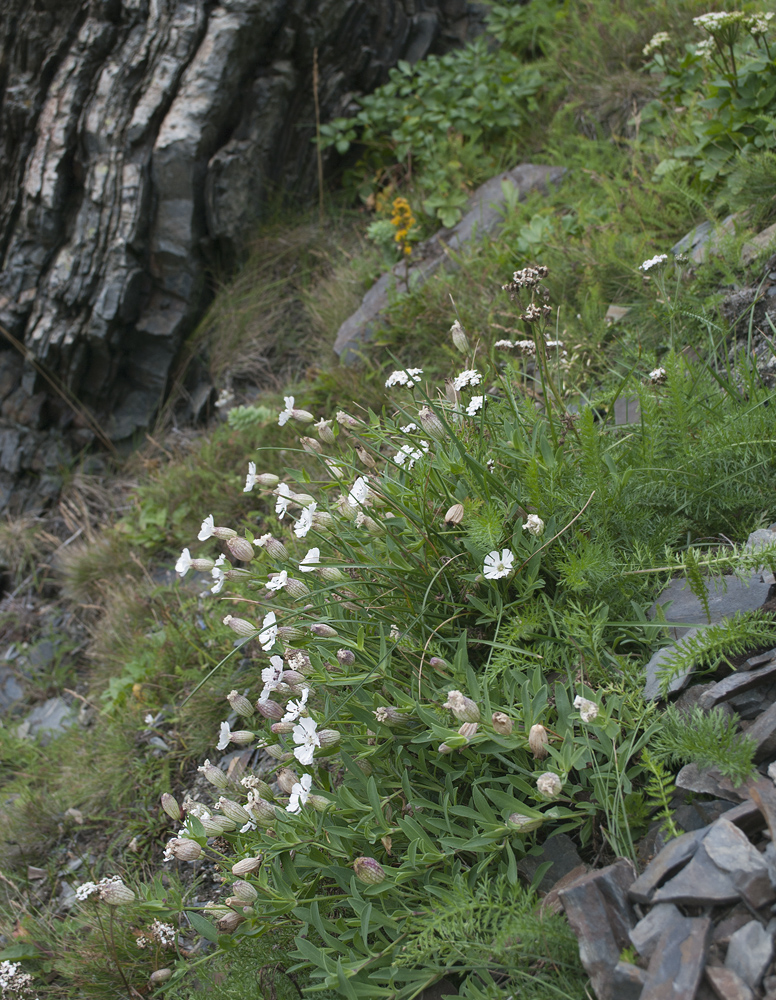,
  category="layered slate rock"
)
[0,0,485,502]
